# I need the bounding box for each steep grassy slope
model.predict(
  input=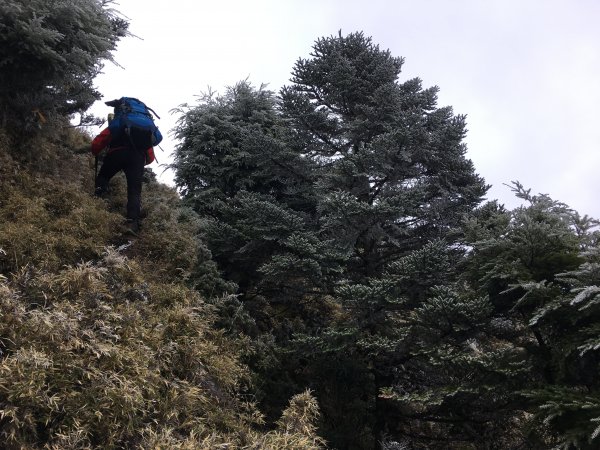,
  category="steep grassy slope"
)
[0,127,325,449]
